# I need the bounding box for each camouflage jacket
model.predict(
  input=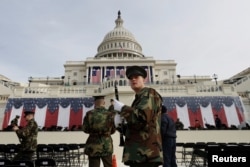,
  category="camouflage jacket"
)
[82,106,116,157]
[16,118,38,152]
[120,87,163,165]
